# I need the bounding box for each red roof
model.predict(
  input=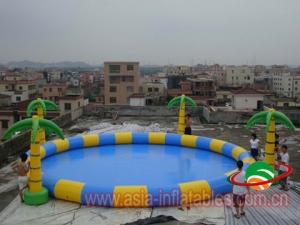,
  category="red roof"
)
[231,87,264,95]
